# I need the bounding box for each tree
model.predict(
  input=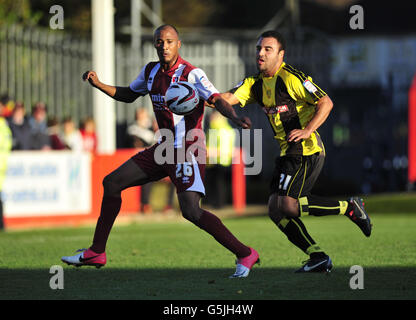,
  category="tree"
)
[0,0,42,26]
